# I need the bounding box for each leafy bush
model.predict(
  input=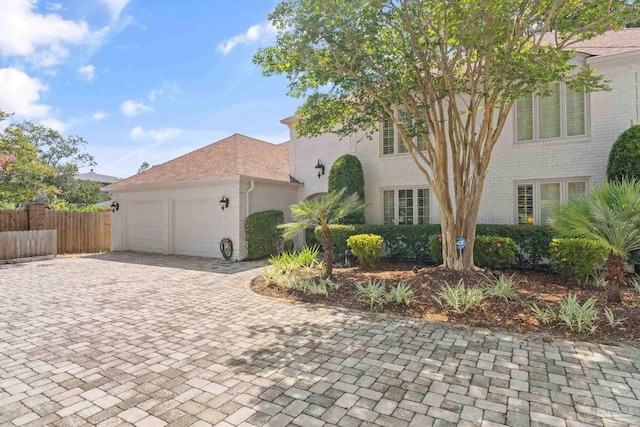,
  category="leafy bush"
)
[355,279,387,310]
[607,125,640,182]
[386,281,414,306]
[246,210,284,259]
[529,303,557,324]
[428,235,516,269]
[557,293,599,335]
[347,234,383,267]
[268,246,320,273]
[433,280,485,314]
[487,274,519,301]
[476,224,554,269]
[549,238,608,281]
[328,154,365,224]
